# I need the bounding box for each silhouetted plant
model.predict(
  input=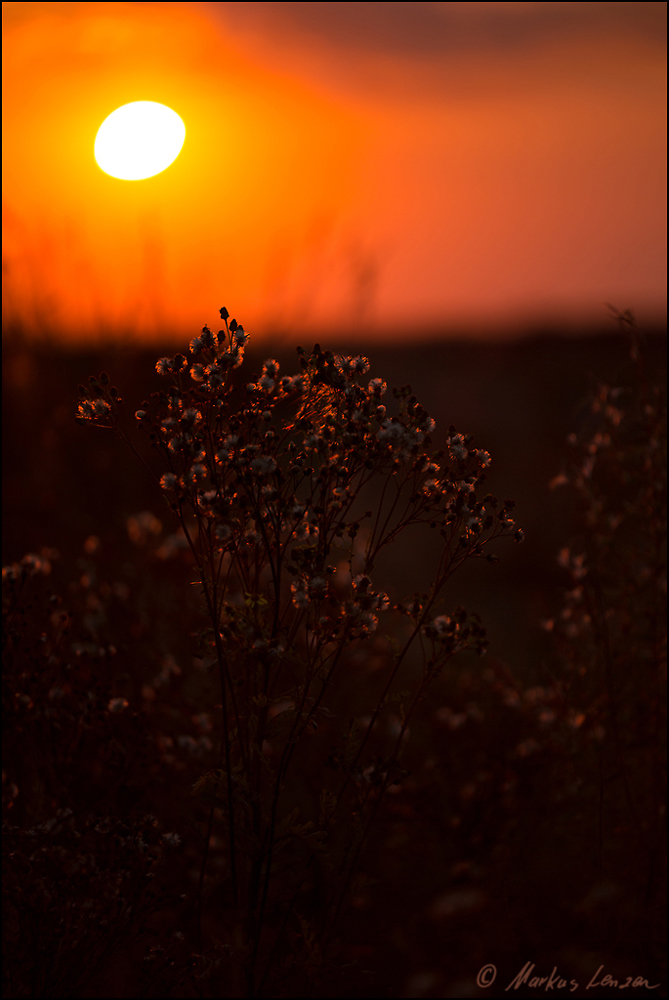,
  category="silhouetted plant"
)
[543,308,666,969]
[2,553,170,998]
[71,309,521,995]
